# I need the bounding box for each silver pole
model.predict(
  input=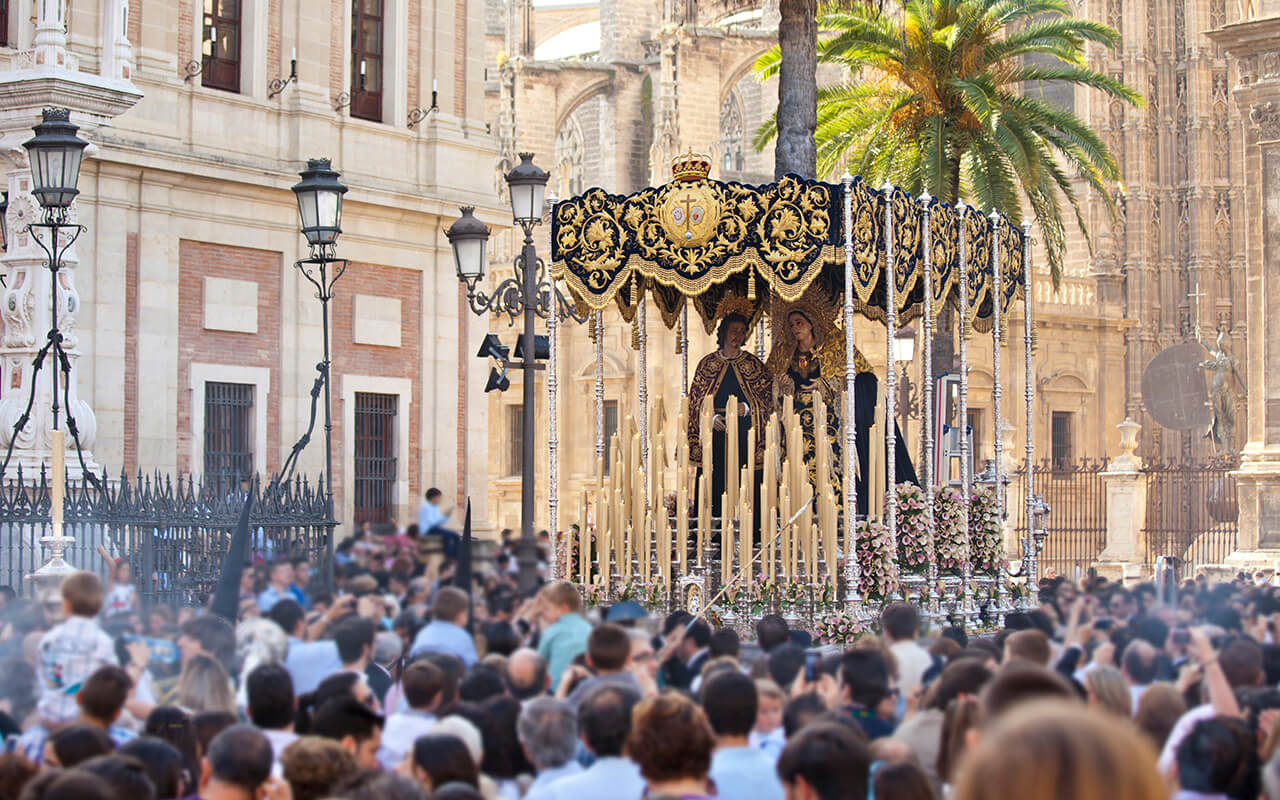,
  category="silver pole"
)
[680,305,689,397]
[841,173,861,615]
[990,213,1009,614]
[1022,221,1037,597]
[638,288,650,508]
[883,185,898,578]
[594,311,605,461]
[548,245,561,582]
[957,203,973,625]
[919,194,937,617]
[756,317,767,360]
